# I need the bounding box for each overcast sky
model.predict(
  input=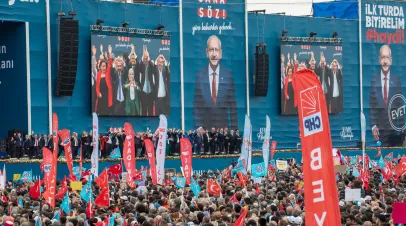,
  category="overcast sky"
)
[247,0,332,16]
